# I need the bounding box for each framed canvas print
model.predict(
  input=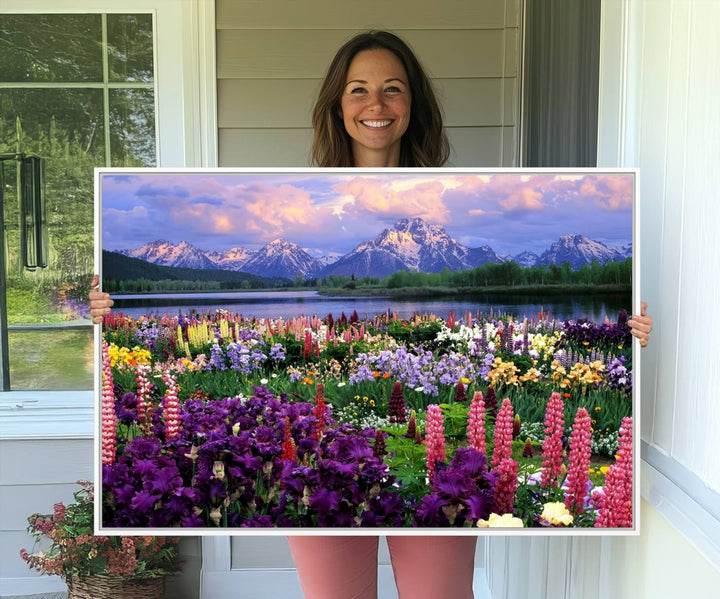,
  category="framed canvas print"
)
[94,167,639,535]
